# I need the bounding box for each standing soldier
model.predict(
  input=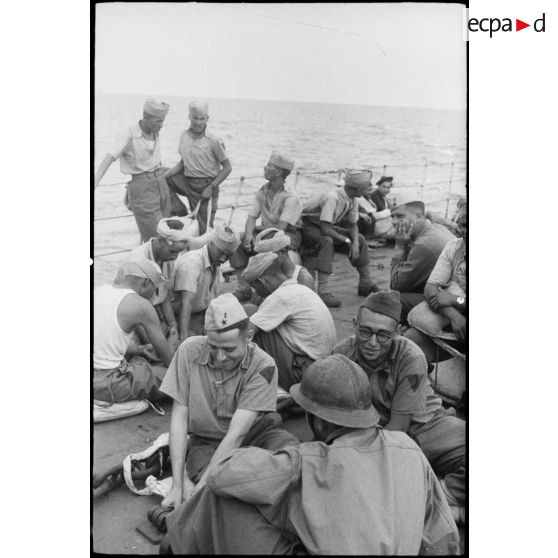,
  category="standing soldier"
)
[94,98,172,243]
[165,101,232,234]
